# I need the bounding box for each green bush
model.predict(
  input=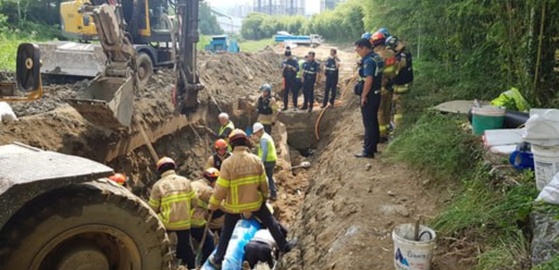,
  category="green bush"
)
[387,112,480,181]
